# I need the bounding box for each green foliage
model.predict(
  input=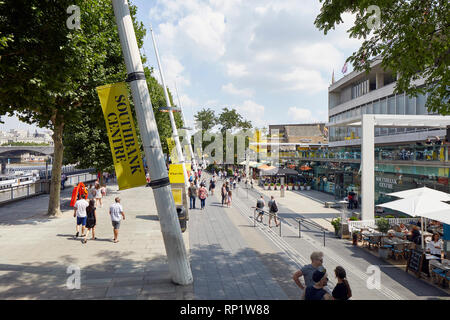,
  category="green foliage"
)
[376,218,391,233]
[331,217,341,231]
[385,215,395,219]
[315,0,450,114]
[349,216,359,221]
